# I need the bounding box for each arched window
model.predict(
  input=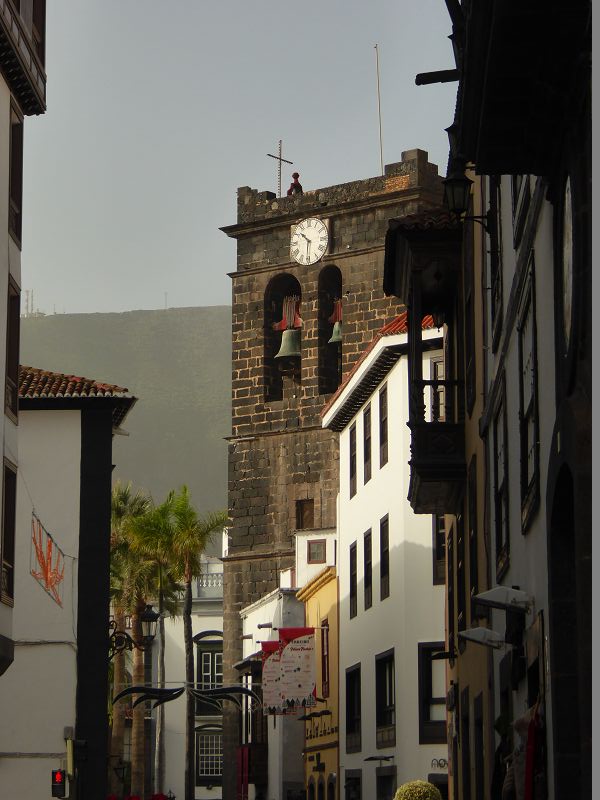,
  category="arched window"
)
[307,779,316,800]
[317,777,325,800]
[327,775,336,800]
[318,265,342,395]
[264,273,302,402]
